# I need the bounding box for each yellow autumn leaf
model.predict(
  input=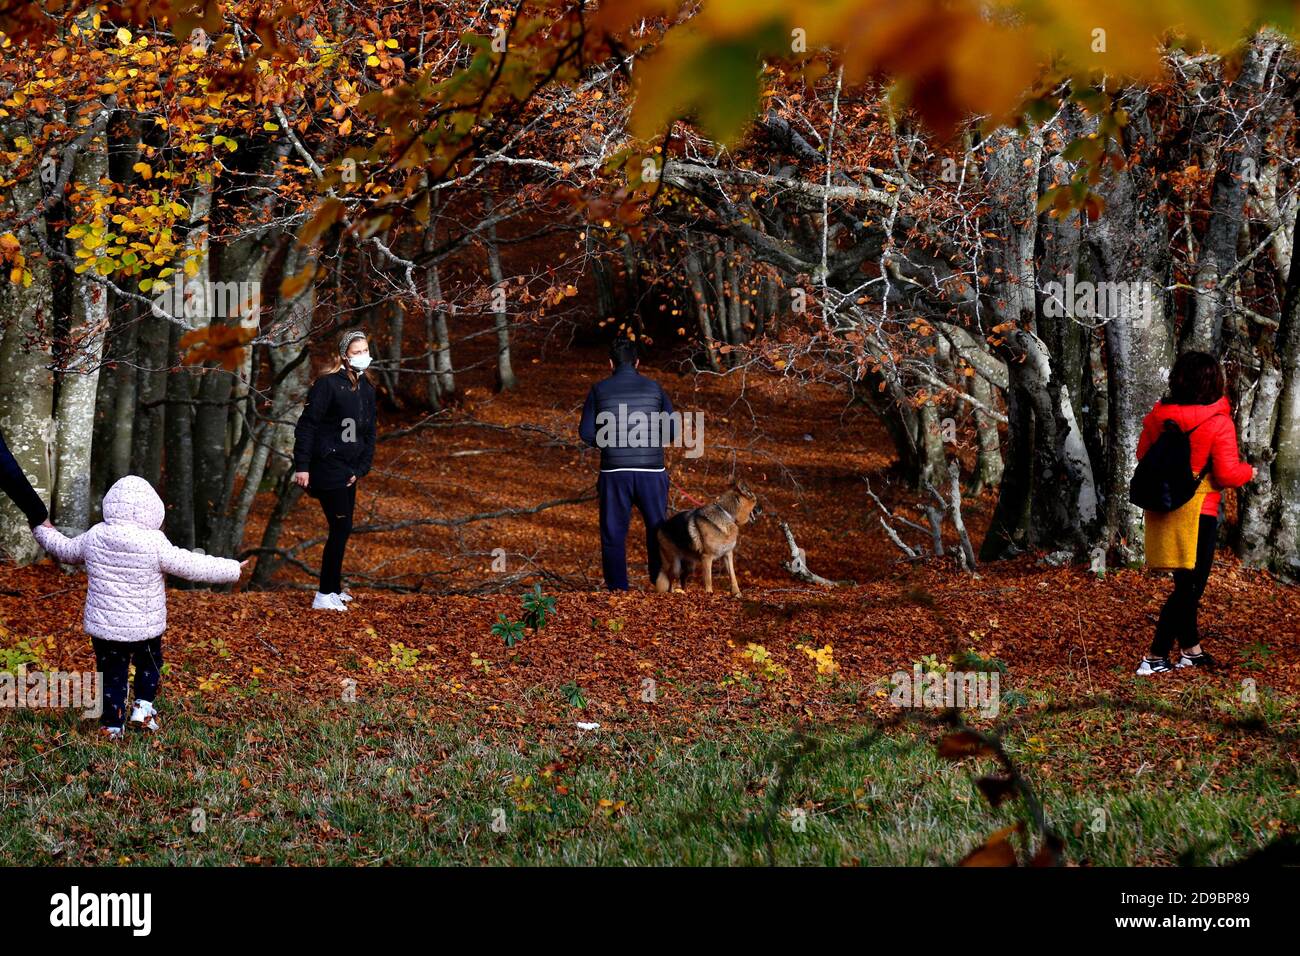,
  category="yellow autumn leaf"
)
[280,264,317,300]
[132,161,152,180]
